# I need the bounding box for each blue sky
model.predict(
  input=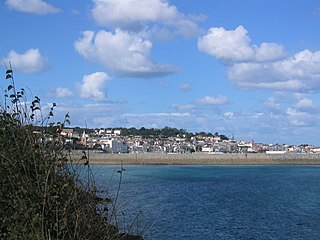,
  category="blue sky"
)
[1,0,320,145]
